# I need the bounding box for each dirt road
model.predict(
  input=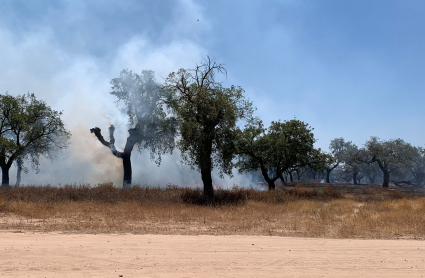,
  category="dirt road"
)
[1,232,424,277]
